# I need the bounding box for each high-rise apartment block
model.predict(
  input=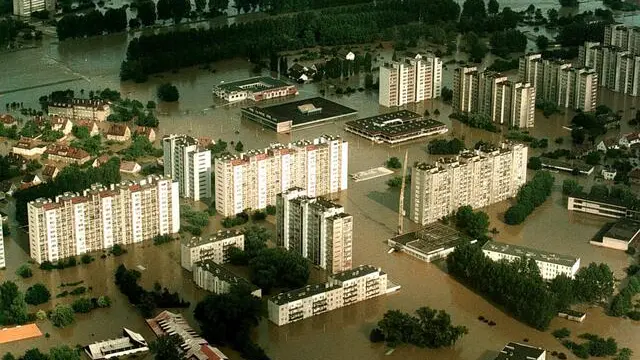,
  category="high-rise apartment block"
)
[519,54,598,111]
[163,134,212,202]
[379,53,442,107]
[27,176,180,264]
[453,67,536,128]
[579,41,640,96]
[0,222,5,269]
[410,143,528,225]
[13,0,54,16]
[604,24,640,54]
[214,135,348,217]
[276,188,352,274]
